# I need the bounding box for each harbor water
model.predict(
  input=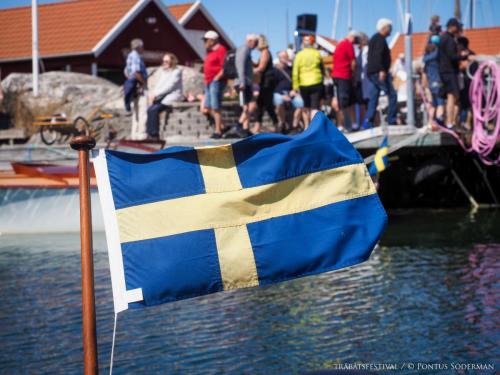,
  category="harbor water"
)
[0,210,498,374]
